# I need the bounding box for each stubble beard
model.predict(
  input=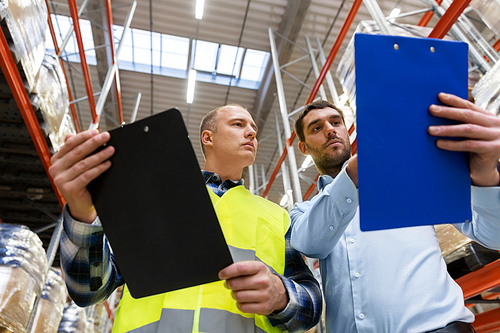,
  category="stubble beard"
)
[306,141,351,176]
